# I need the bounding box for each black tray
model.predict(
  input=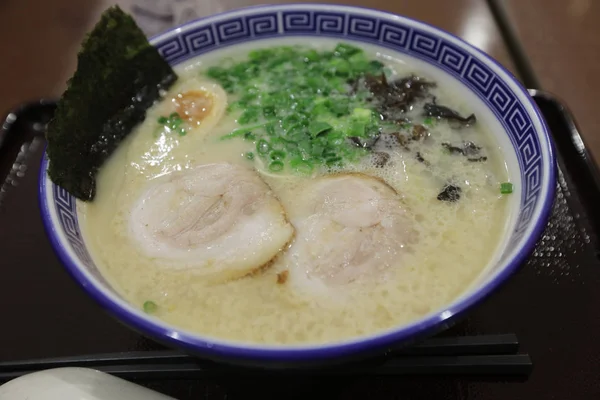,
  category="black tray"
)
[1,91,599,399]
